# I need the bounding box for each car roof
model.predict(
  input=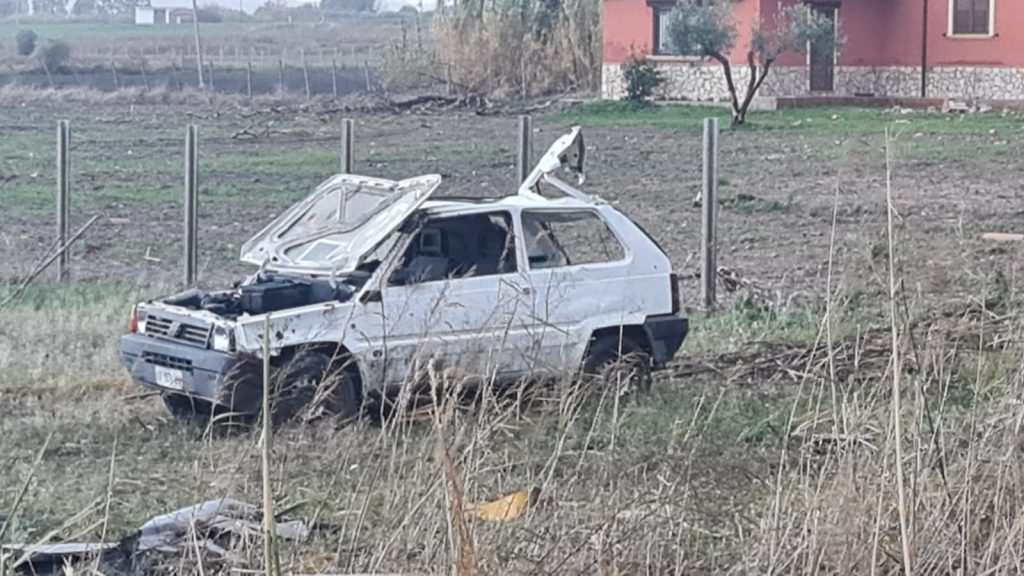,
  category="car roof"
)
[422,194,603,216]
